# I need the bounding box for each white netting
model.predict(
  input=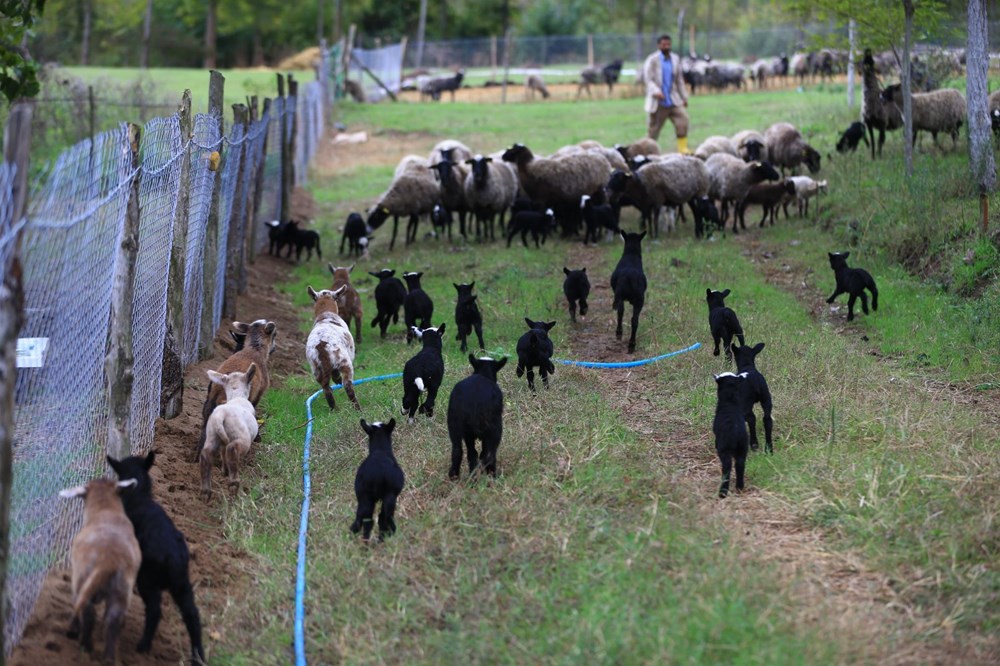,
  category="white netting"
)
[295,83,324,187]
[130,116,183,452]
[182,113,221,366]
[8,126,134,651]
[0,163,18,269]
[350,43,404,102]
[213,122,244,328]
[255,100,284,249]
